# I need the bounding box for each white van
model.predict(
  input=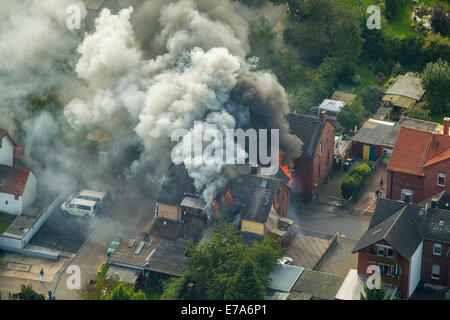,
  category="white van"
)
[61,198,98,217]
[74,190,108,208]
